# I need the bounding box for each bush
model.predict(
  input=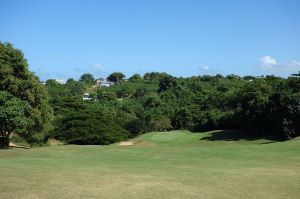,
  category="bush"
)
[51,106,128,145]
